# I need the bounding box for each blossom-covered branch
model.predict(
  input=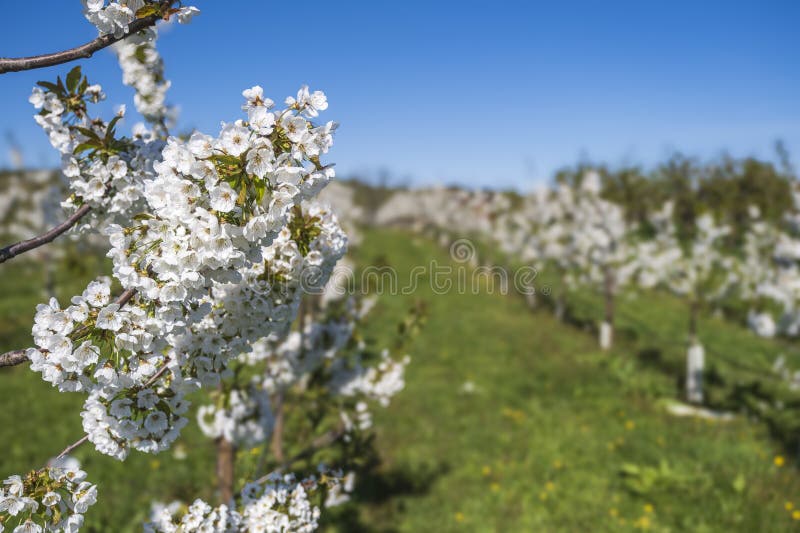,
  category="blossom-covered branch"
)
[0,1,177,74]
